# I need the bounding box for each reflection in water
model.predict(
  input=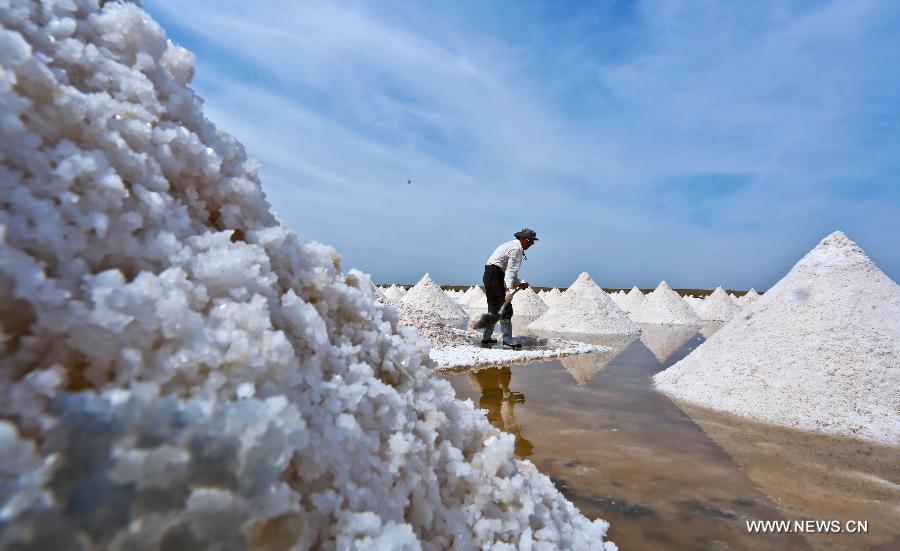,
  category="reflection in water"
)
[699,321,725,338]
[638,323,698,364]
[675,402,900,551]
[530,333,637,386]
[467,367,534,457]
[560,351,617,386]
[441,328,899,550]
